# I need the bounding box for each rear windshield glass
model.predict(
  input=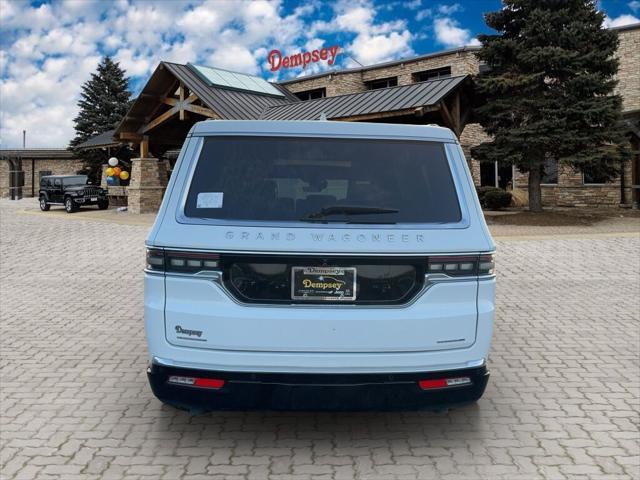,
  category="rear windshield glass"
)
[184,136,461,224]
